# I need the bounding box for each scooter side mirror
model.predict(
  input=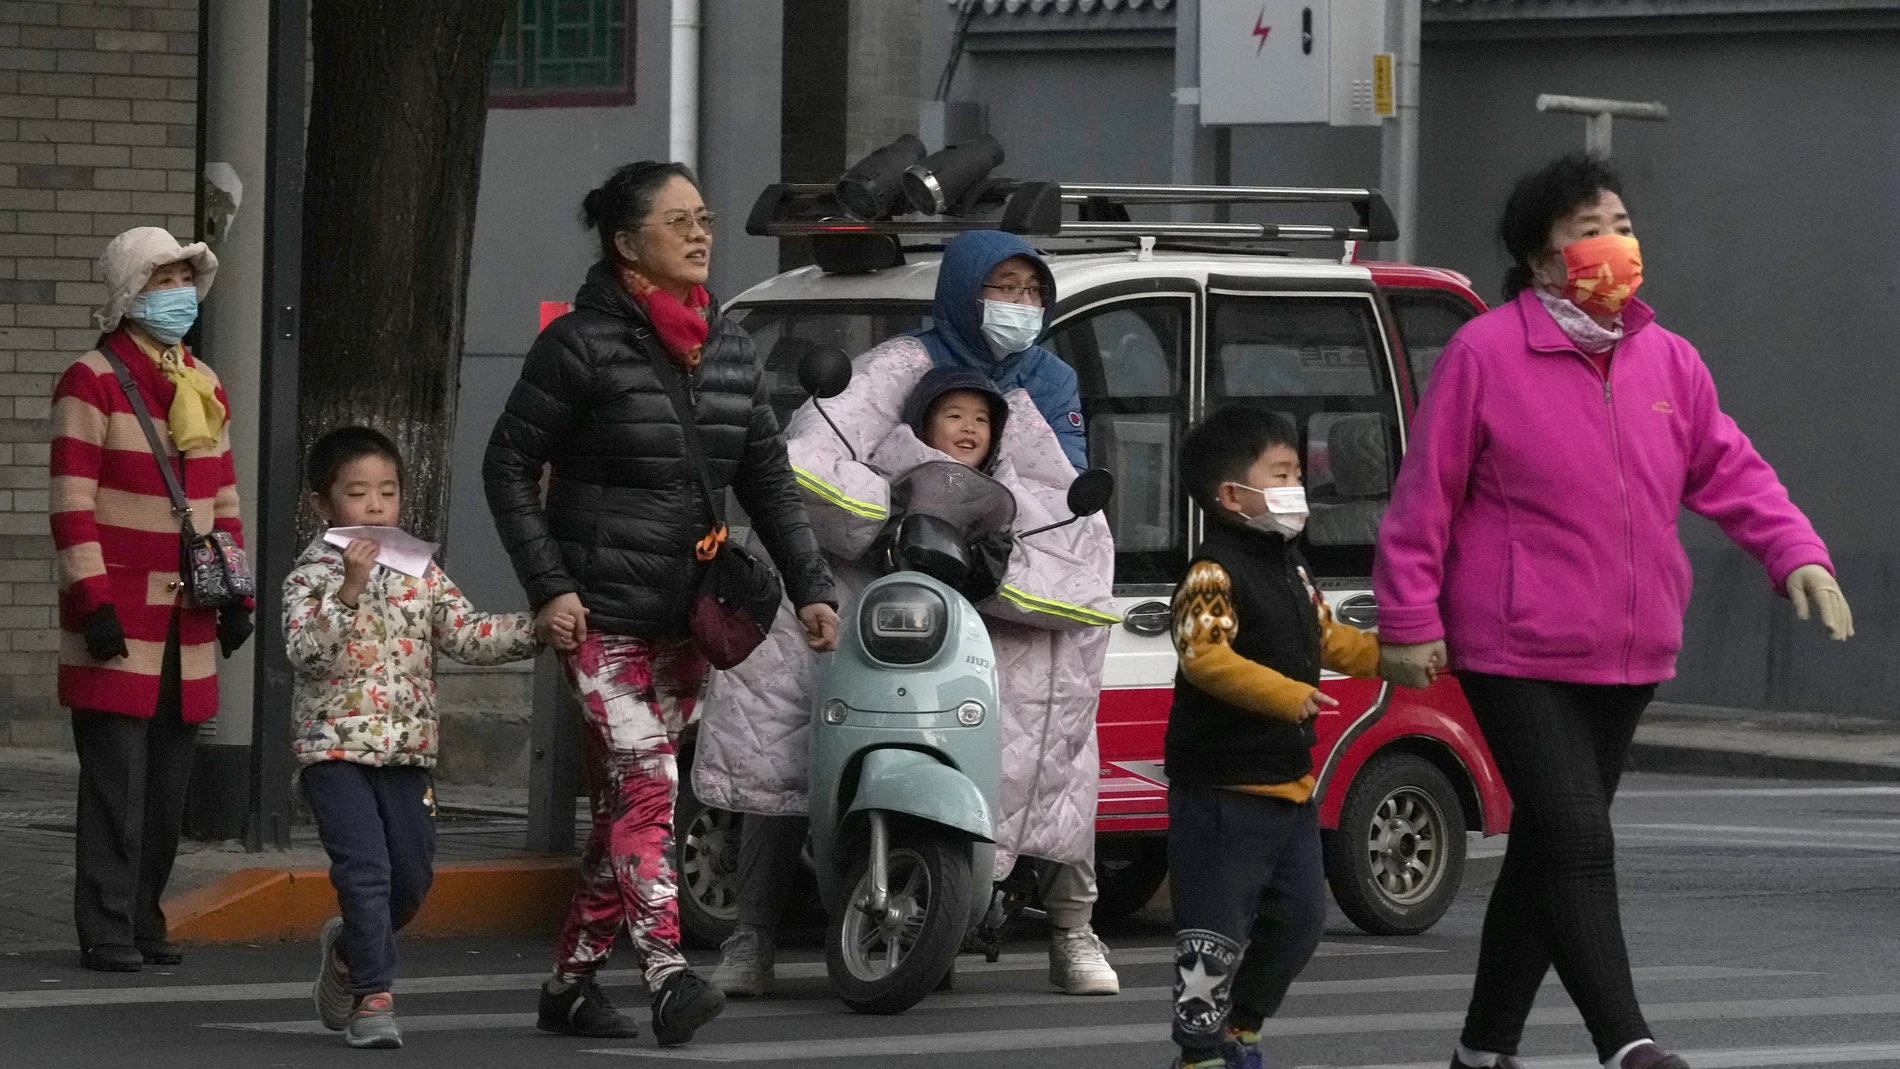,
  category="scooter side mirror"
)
[799,345,853,400]
[1066,467,1114,518]
[1018,467,1116,539]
